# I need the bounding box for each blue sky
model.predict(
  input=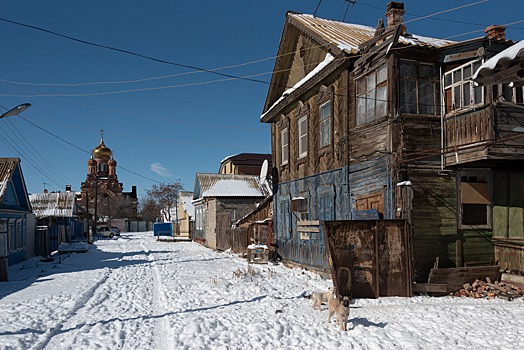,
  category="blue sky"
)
[1,0,523,199]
